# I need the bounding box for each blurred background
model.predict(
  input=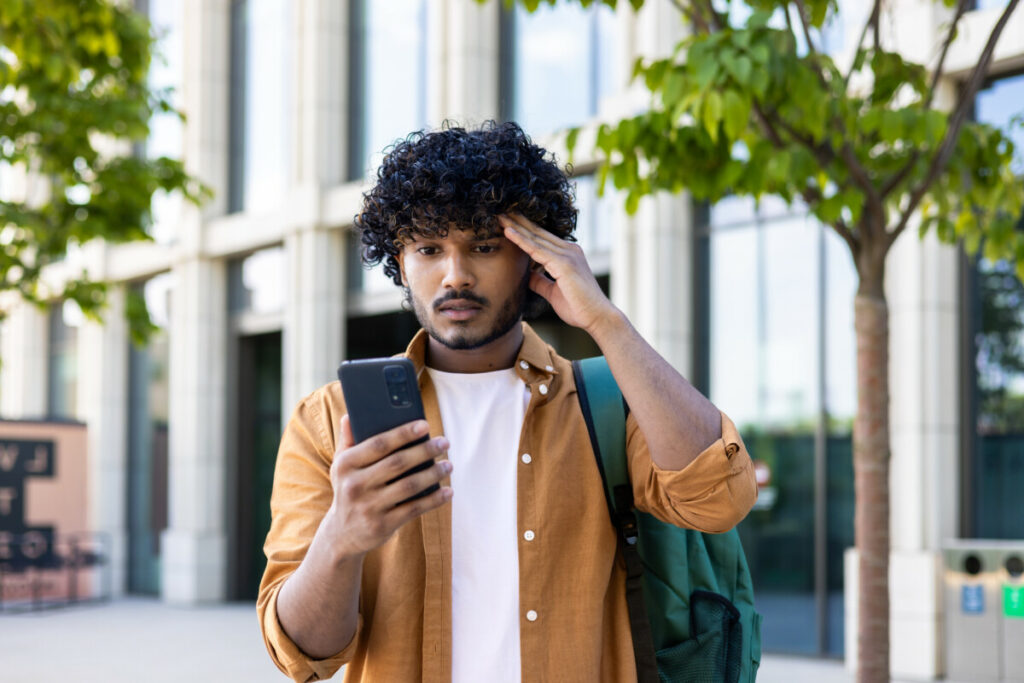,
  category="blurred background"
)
[0,0,1022,680]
